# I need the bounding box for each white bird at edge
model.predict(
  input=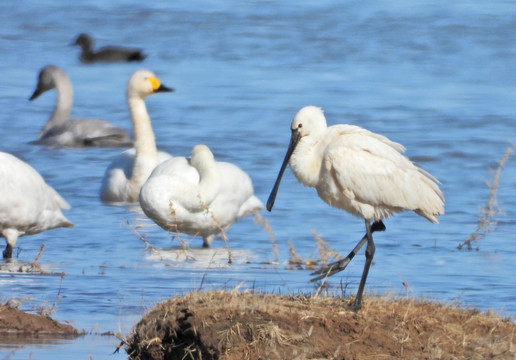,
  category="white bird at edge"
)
[29,65,134,148]
[139,144,264,248]
[0,152,73,259]
[266,106,444,311]
[100,70,174,204]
